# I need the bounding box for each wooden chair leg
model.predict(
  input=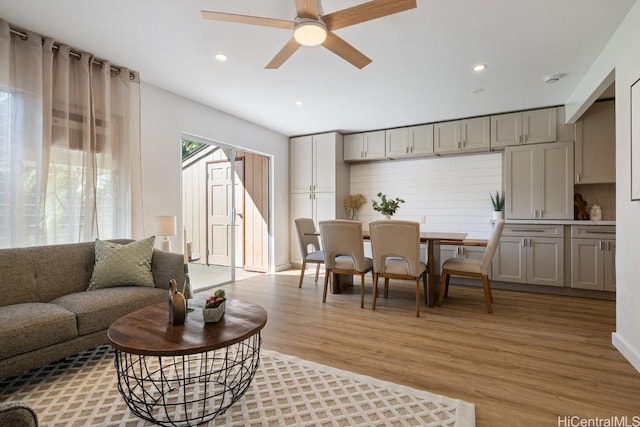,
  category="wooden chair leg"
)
[322,269,330,303]
[415,278,420,317]
[298,260,307,288]
[481,275,493,313]
[372,274,378,310]
[384,278,389,298]
[422,272,429,305]
[360,273,365,309]
[438,271,449,306]
[314,263,320,282]
[445,274,450,297]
